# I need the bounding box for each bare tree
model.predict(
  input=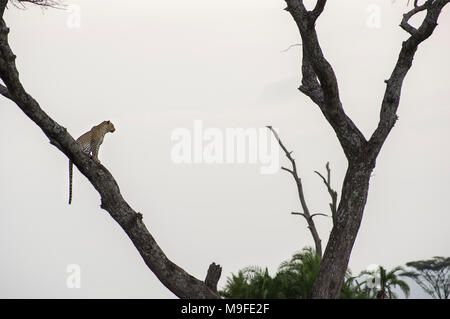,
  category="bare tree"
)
[0,0,221,299]
[267,126,337,260]
[284,0,449,298]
